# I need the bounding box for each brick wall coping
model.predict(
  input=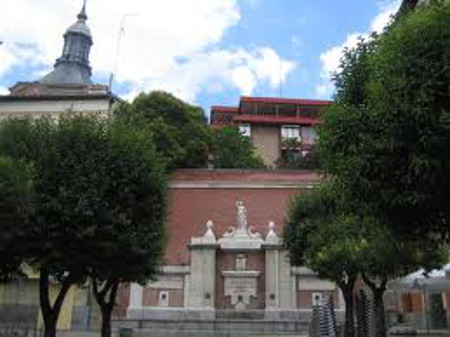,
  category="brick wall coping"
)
[169,169,321,184]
